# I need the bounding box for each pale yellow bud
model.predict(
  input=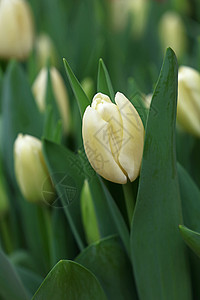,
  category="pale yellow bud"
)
[35,34,57,68]
[177,66,200,137]
[82,92,144,184]
[0,0,34,60]
[159,11,187,59]
[32,67,70,134]
[14,134,54,203]
[111,0,149,36]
